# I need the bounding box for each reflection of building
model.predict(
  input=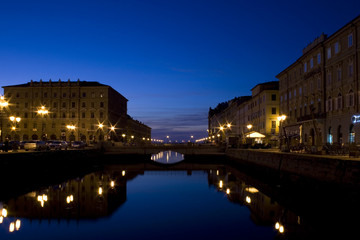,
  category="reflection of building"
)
[277,15,360,148]
[5,171,128,220]
[1,79,151,142]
